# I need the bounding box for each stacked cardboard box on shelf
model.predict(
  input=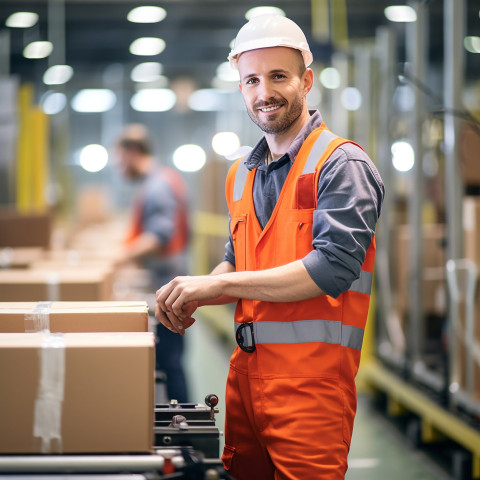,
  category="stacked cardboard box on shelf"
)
[461,196,480,399]
[394,223,447,322]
